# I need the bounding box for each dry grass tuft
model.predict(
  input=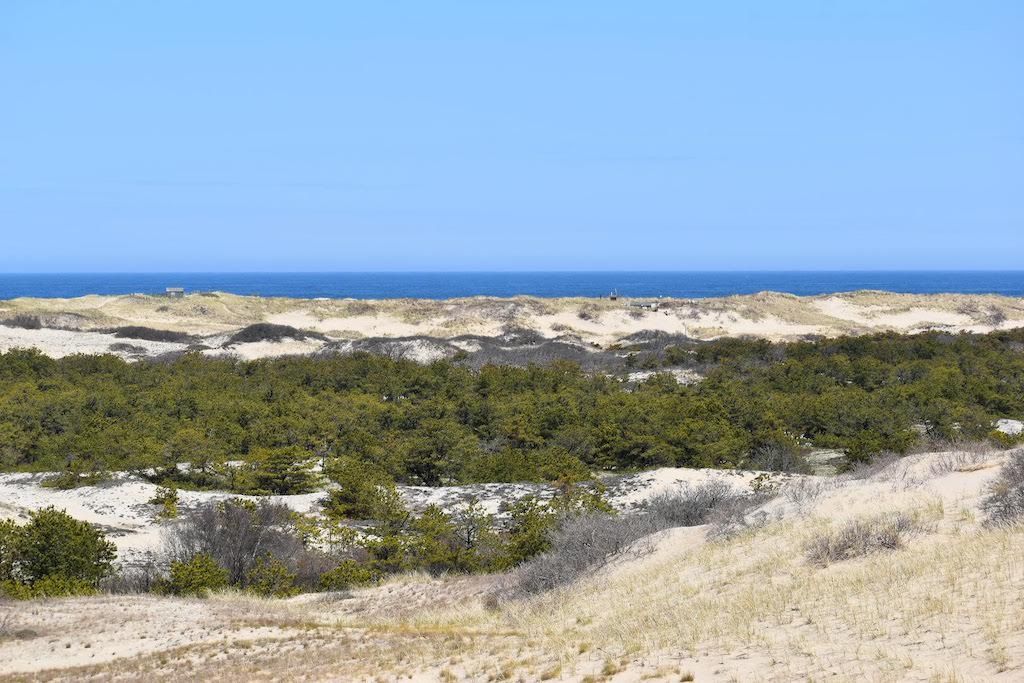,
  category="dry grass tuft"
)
[803,512,924,566]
